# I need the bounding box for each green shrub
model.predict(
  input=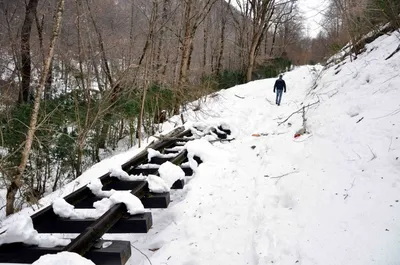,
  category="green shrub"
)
[253,57,292,79]
[201,70,246,91]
